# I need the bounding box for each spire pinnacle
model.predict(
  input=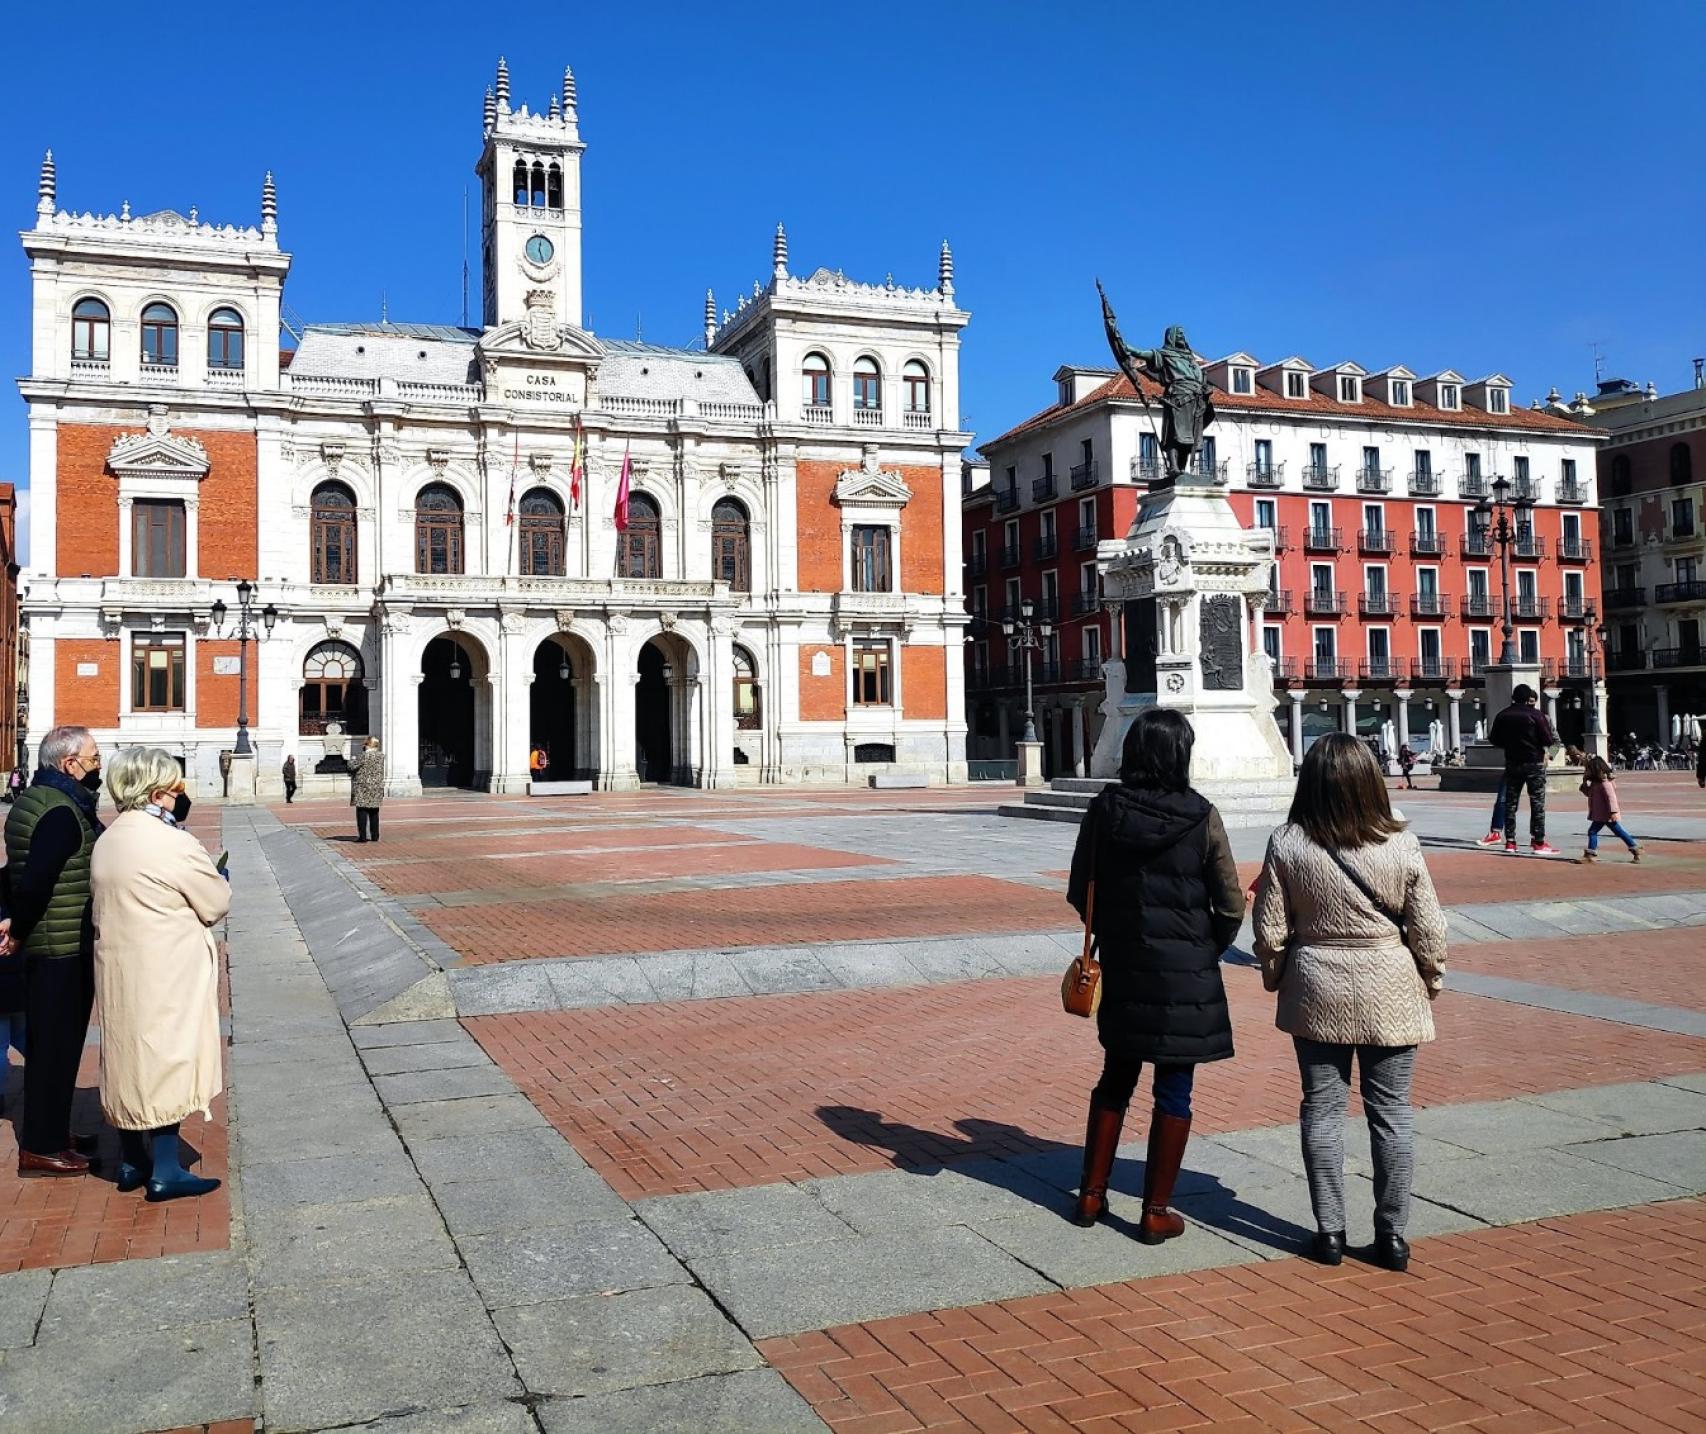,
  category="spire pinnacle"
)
[563,65,577,111]
[772,222,789,281]
[548,94,561,119]
[938,238,954,296]
[495,56,510,109]
[37,149,55,216]
[261,170,277,234]
[704,289,717,348]
[483,85,496,130]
